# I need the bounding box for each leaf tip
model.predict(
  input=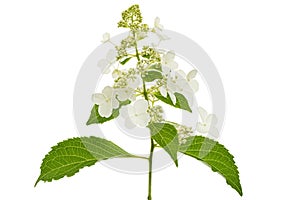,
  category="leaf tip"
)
[175,160,178,167]
[34,179,40,187]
